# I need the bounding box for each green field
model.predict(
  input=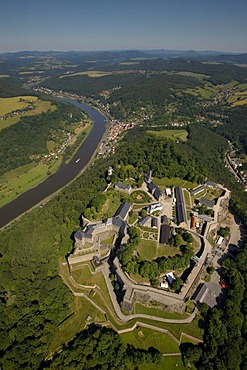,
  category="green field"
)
[0,97,56,131]
[71,263,105,287]
[183,189,191,208]
[185,82,215,99]
[121,326,180,354]
[148,129,188,142]
[0,158,62,207]
[153,176,198,189]
[136,239,158,261]
[0,96,38,115]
